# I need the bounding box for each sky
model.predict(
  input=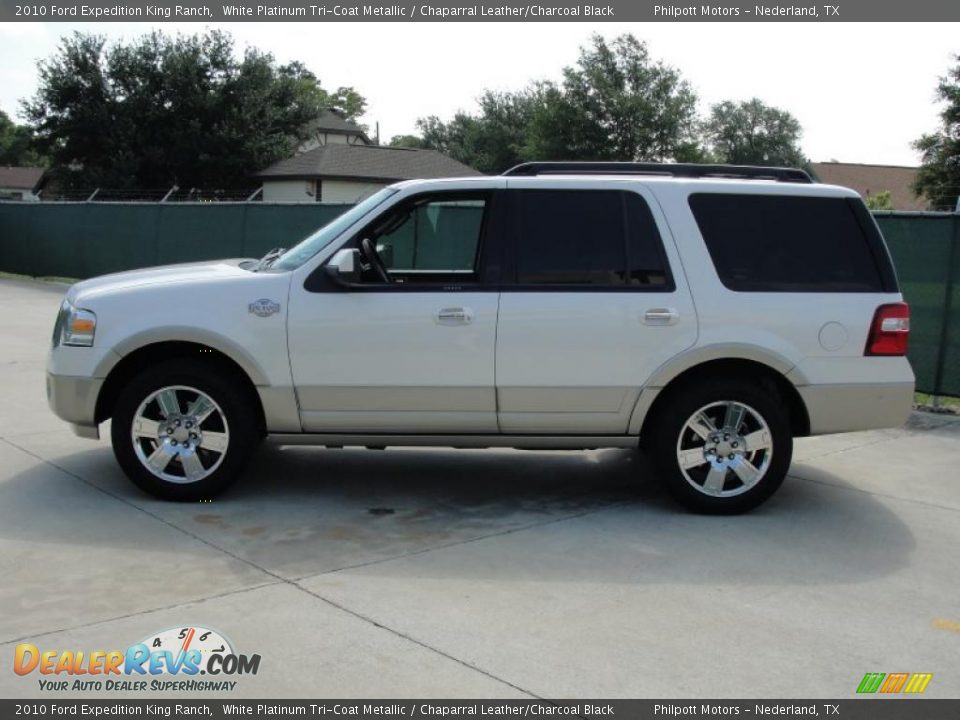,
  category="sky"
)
[0,21,956,167]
